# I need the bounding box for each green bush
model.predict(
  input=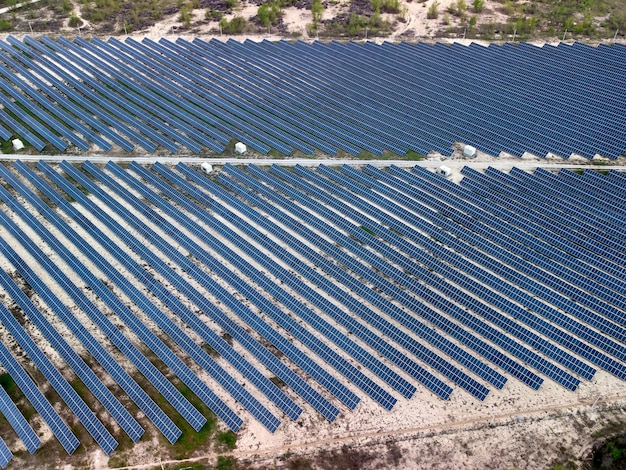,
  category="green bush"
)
[69,12,81,27]
[427,1,439,19]
[219,16,246,33]
[473,0,484,13]
[257,1,282,26]
[311,0,323,23]
[0,19,12,31]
